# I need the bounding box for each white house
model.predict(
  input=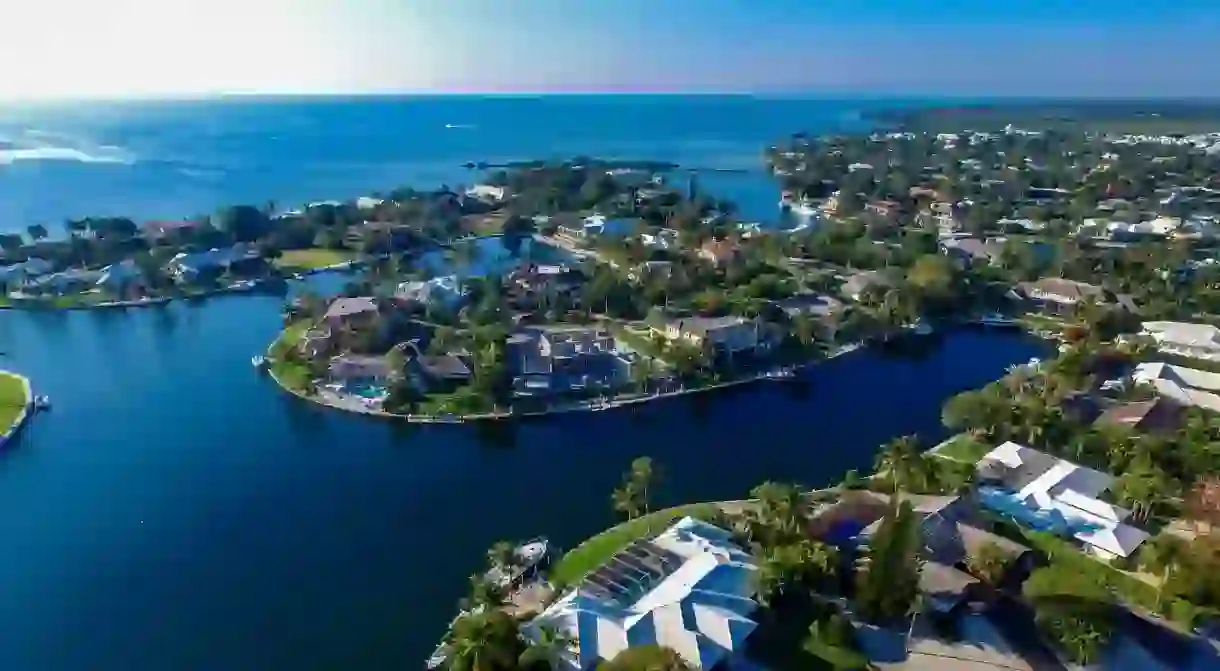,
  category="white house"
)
[356,196,384,210]
[1133,362,1220,413]
[523,517,759,670]
[975,442,1148,560]
[649,315,762,354]
[1142,321,1220,361]
[464,184,507,203]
